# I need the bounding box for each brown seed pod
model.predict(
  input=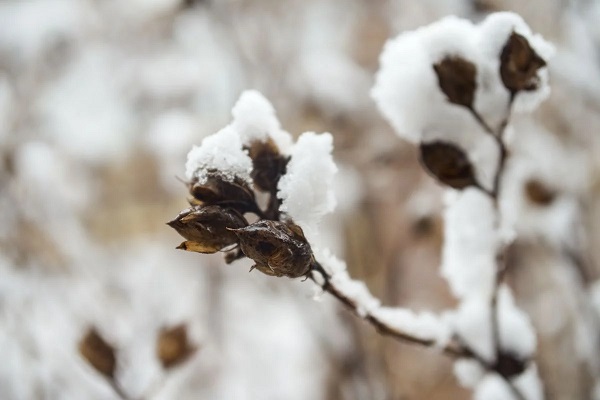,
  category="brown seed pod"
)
[168,205,247,254]
[156,324,197,369]
[494,351,529,378]
[419,141,479,190]
[246,138,289,193]
[500,32,546,93]
[188,173,256,213]
[433,56,477,108]
[231,220,313,278]
[78,327,117,378]
[524,179,556,206]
